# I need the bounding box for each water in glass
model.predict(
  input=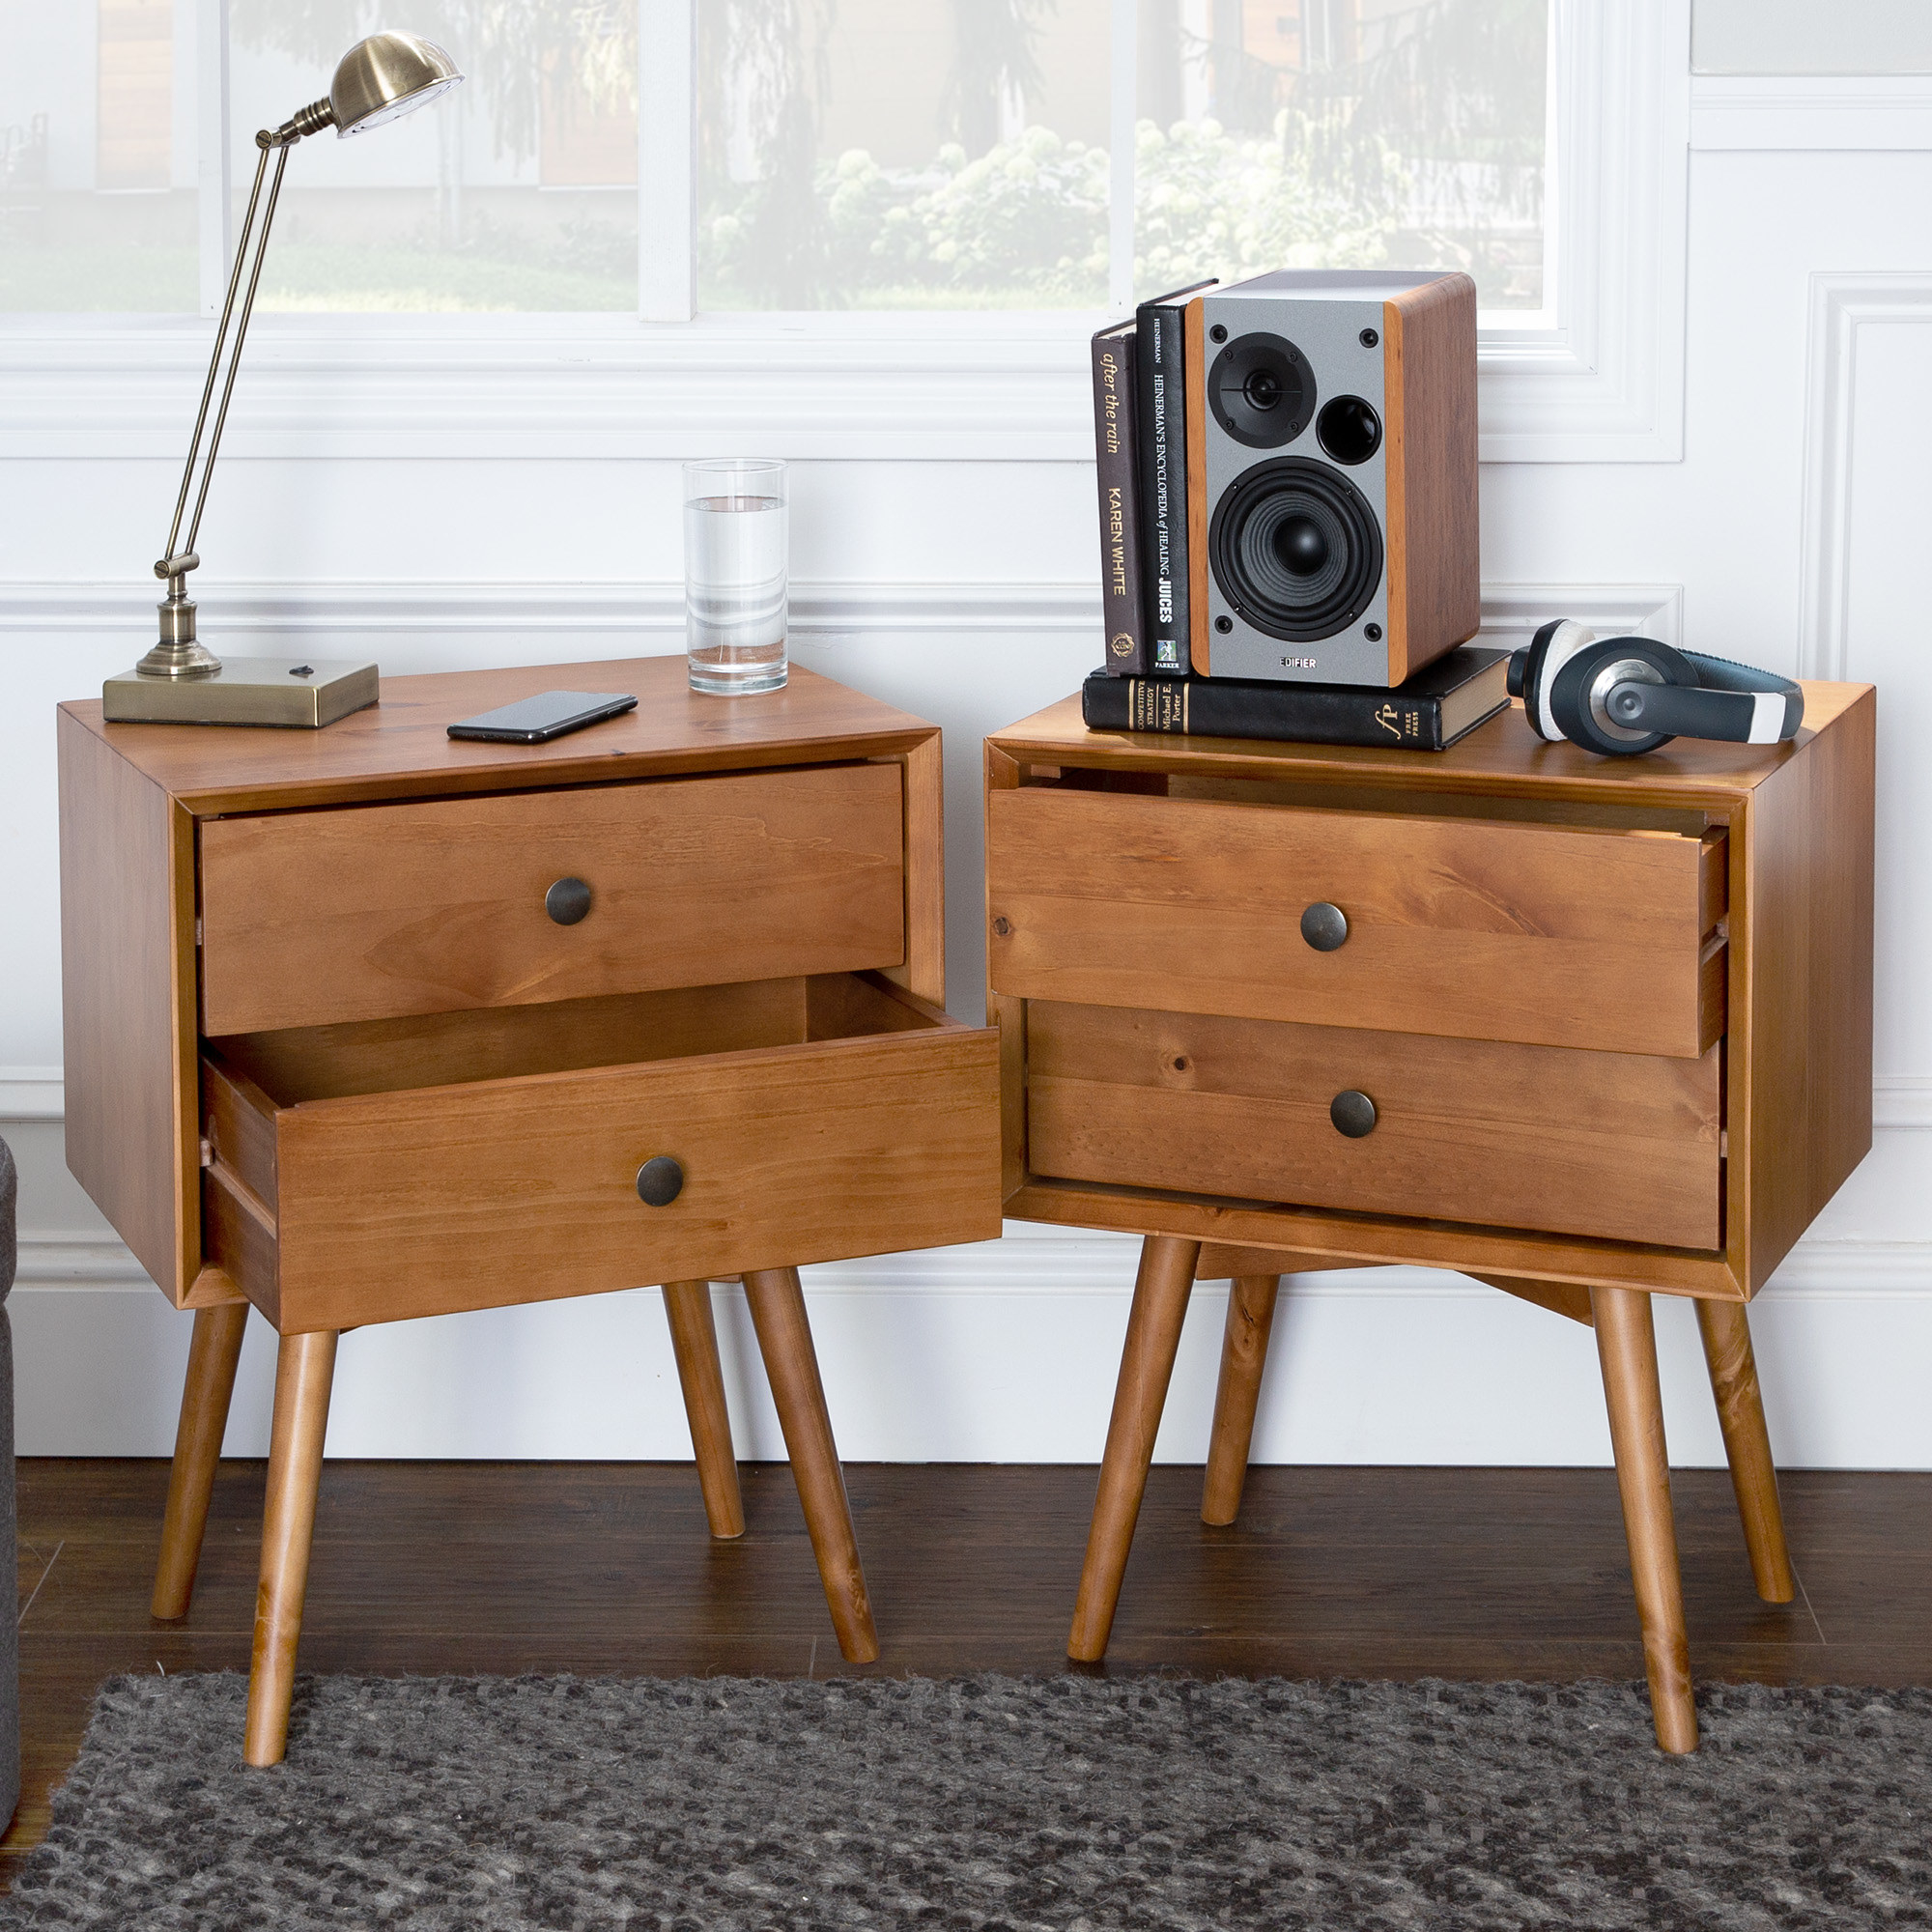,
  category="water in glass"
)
[685,491,786,694]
